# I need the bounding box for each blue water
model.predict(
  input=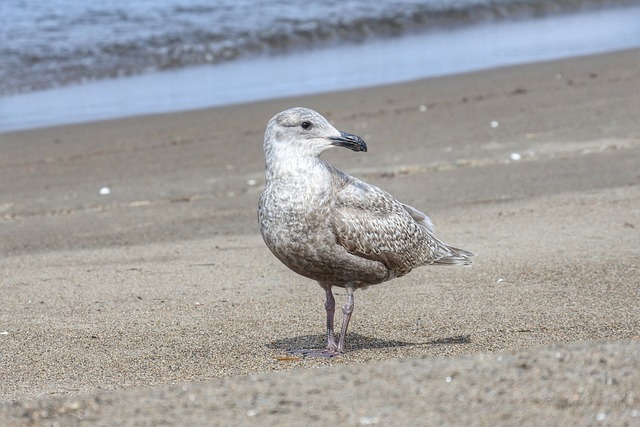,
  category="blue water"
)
[0,1,639,132]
